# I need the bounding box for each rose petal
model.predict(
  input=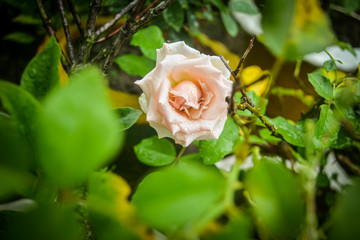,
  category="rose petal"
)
[156,41,201,64]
